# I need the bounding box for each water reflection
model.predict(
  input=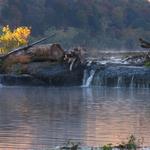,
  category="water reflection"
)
[0,86,150,149]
